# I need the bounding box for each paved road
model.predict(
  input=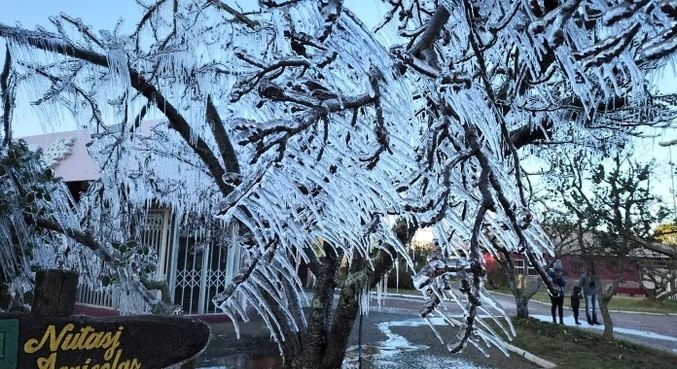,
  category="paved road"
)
[488,292,677,354]
[378,292,677,354]
[195,292,676,368]
[198,306,542,369]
